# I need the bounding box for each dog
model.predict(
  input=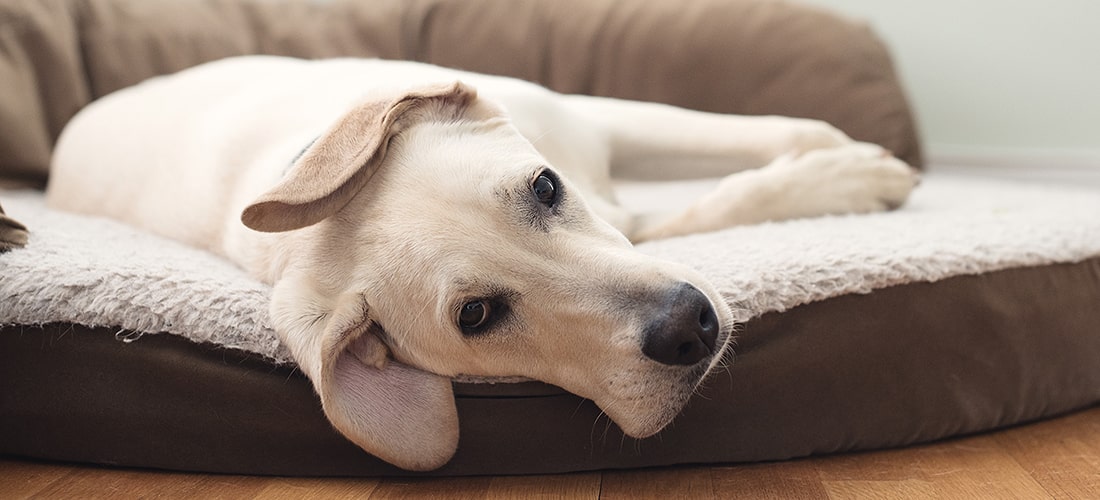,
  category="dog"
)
[46,56,917,470]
